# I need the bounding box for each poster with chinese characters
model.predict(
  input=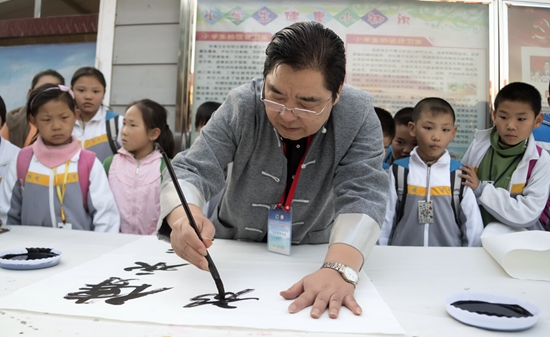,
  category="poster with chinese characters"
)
[0,236,405,335]
[193,0,490,158]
